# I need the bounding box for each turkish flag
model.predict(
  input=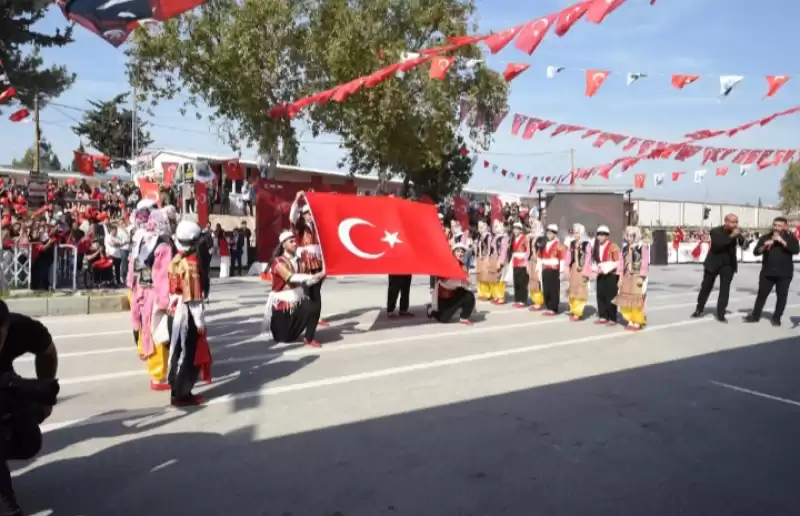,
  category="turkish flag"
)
[634,174,646,189]
[514,14,555,55]
[483,26,522,54]
[137,178,161,204]
[585,0,625,23]
[195,181,209,227]
[503,63,529,82]
[304,192,466,278]
[490,195,503,223]
[9,108,29,122]
[223,158,245,181]
[453,196,469,231]
[429,56,455,80]
[765,75,790,98]
[73,151,95,176]
[585,70,609,97]
[671,74,700,89]
[555,1,591,36]
[0,87,15,104]
[161,162,178,185]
